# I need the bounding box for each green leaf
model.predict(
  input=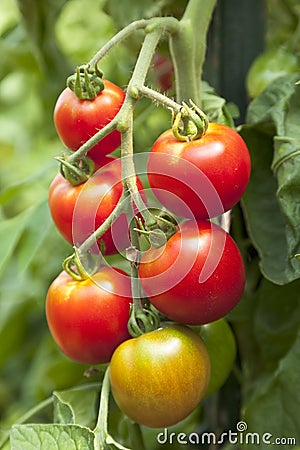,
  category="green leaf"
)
[0,200,53,277]
[17,200,52,273]
[53,385,100,428]
[241,73,300,284]
[200,81,236,127]
[243,333,300,449]
[0,210,28,276]
[10,424,95,450]
[253,279,300,371]
[240,125,289,283]
[53,393,75,425]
